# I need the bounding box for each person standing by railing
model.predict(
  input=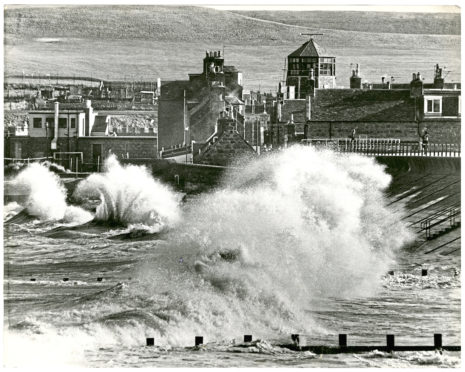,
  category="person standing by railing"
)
[422,129,429,153]
[349,128,357,150]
